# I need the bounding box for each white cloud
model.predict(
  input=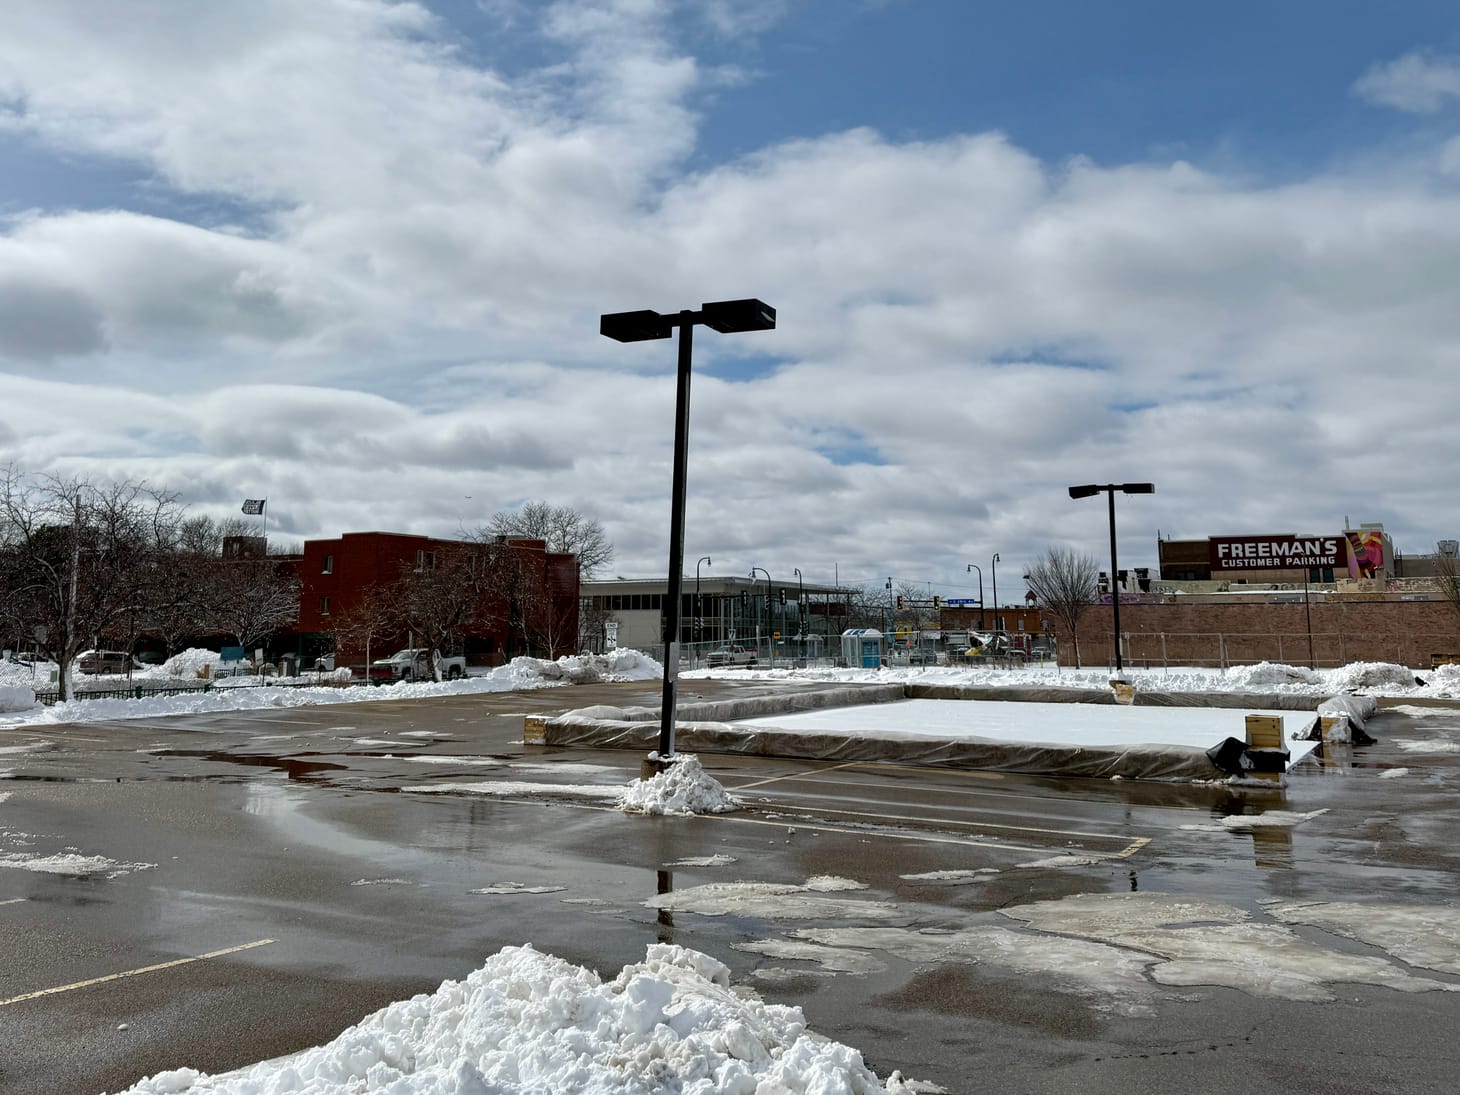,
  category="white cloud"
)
[1,3,1459,586]
[1354,50,1460,113]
